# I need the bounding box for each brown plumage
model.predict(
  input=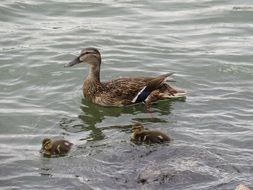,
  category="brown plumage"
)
[131,123,170,144]
[40,138,73,157]
[65,47,186,107]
